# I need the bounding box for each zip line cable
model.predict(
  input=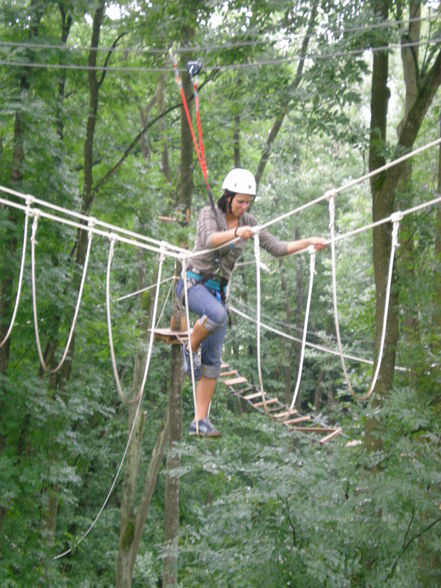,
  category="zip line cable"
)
[0,14,433,54]
[0,37,439,73]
